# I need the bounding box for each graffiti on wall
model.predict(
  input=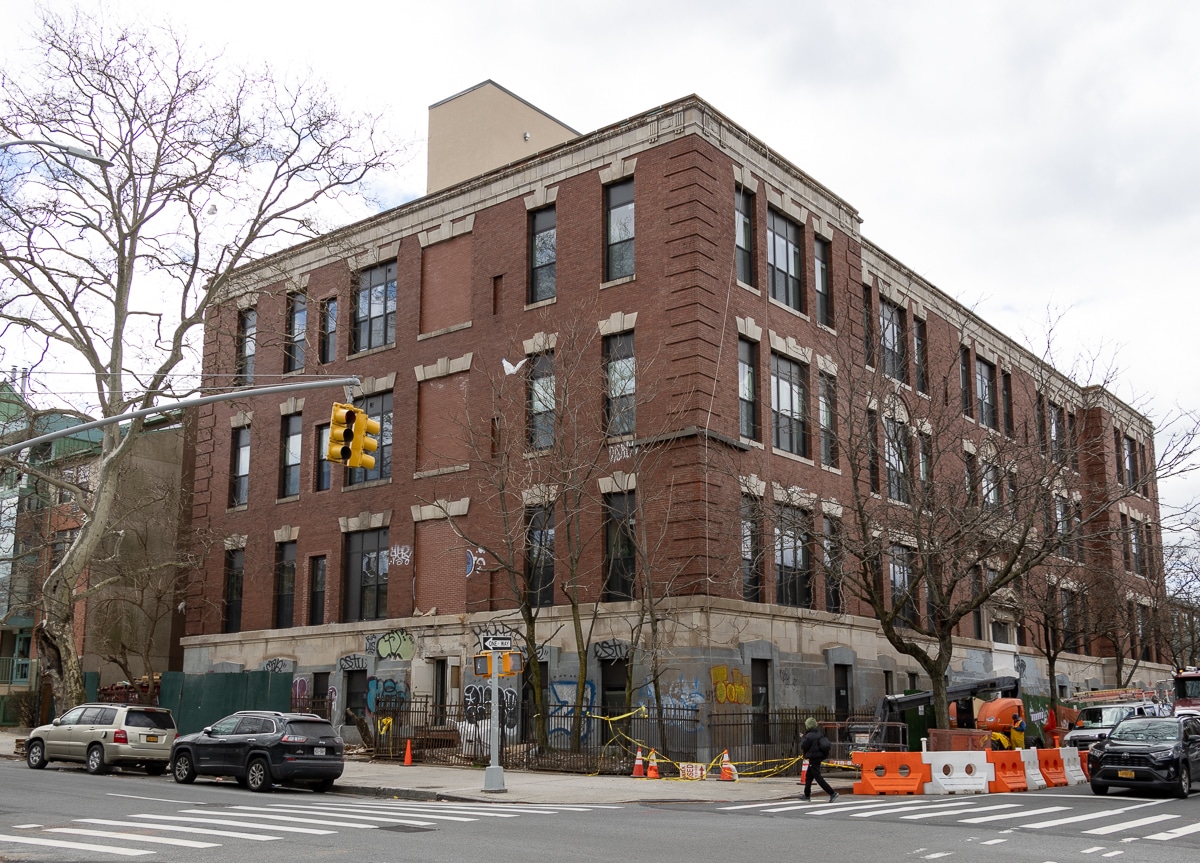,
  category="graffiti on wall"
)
[365,628,416,661]
[339,654,368,672]
[292,676,309,702]
[260,657,293,673]
[548,679,596,741]
[710,665,752,705]
[367,676,410,713]
[633,674,706,722]
[463,683,519,728]
[593,639,630,661]
[390,544,412,566]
